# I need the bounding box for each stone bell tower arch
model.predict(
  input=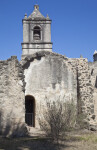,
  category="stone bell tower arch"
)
[21,5,53,58]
